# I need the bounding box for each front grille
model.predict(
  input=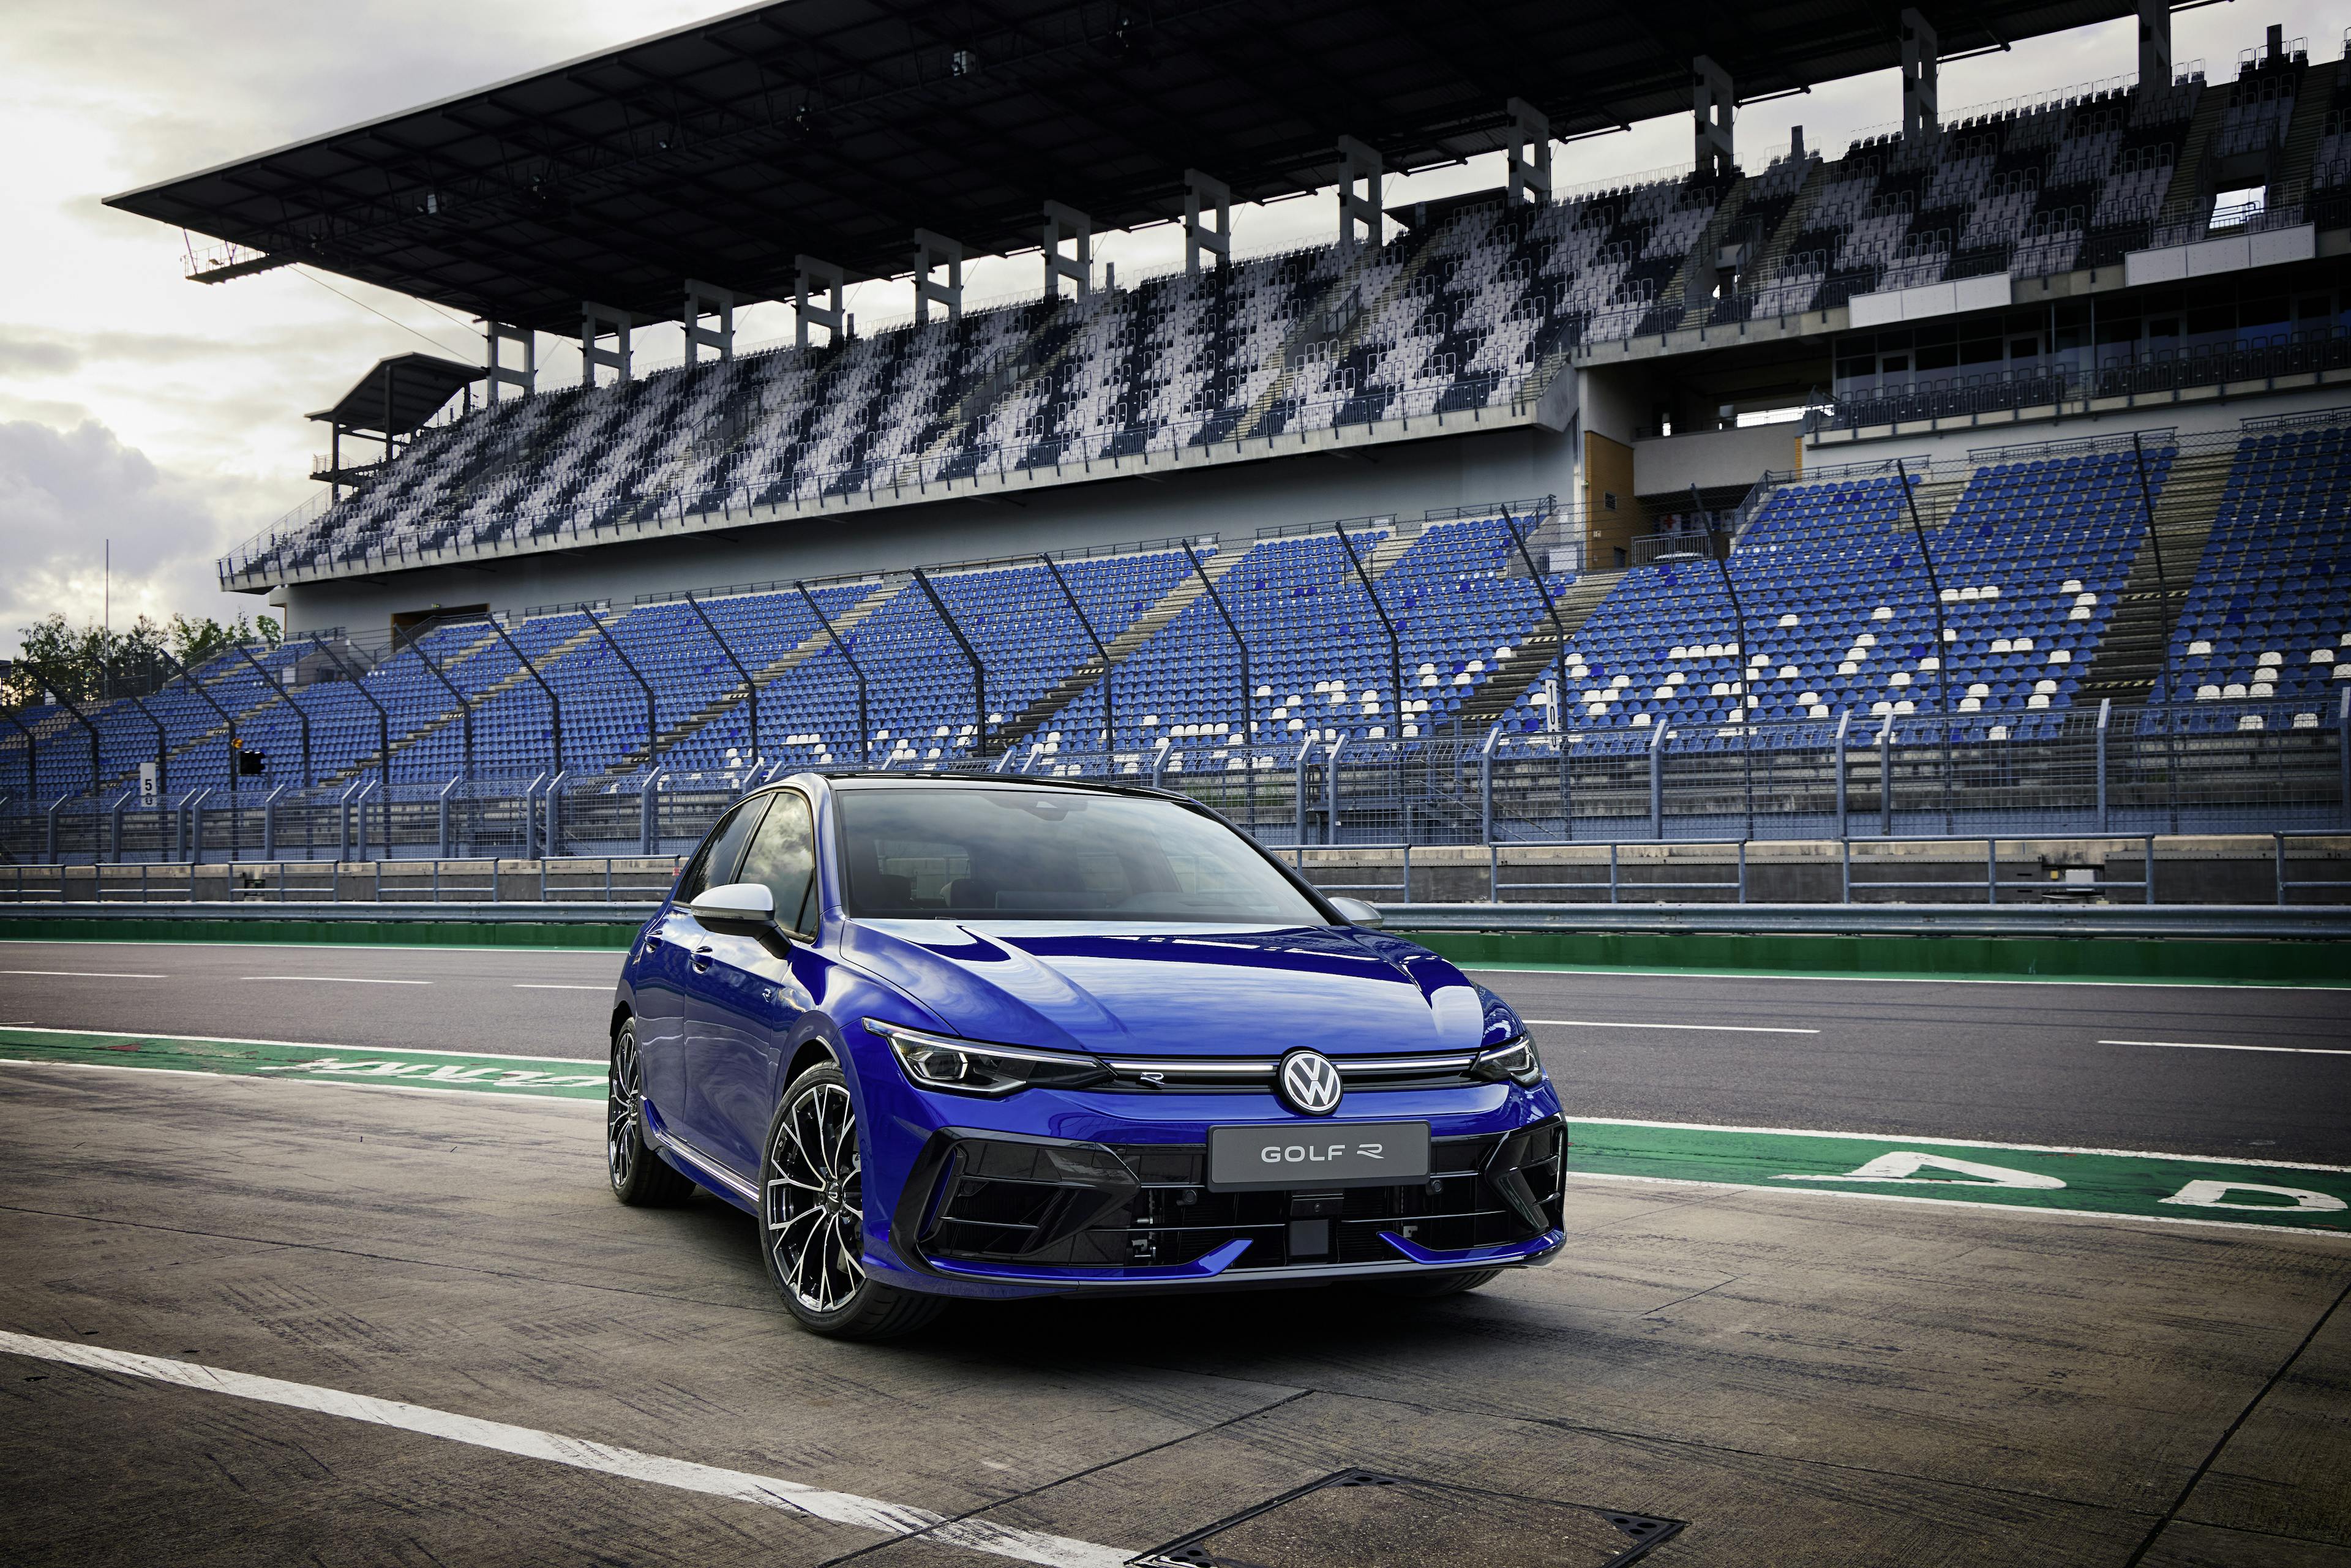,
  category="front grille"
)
[1097,1049,1485,1094]
[921,1122,1565,1272]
